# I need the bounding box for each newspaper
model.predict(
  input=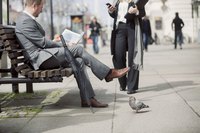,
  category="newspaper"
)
[61,29,84,46]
